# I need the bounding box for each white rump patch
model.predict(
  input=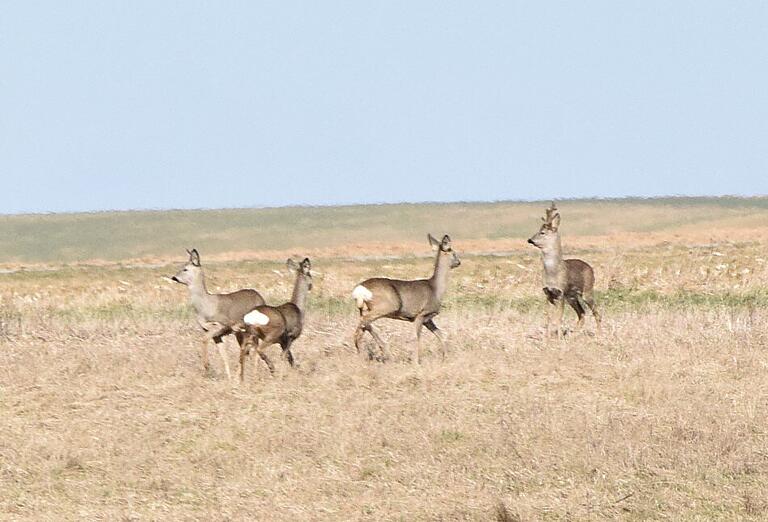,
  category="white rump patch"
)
[244,309,270,326]
[352,285,373,308]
